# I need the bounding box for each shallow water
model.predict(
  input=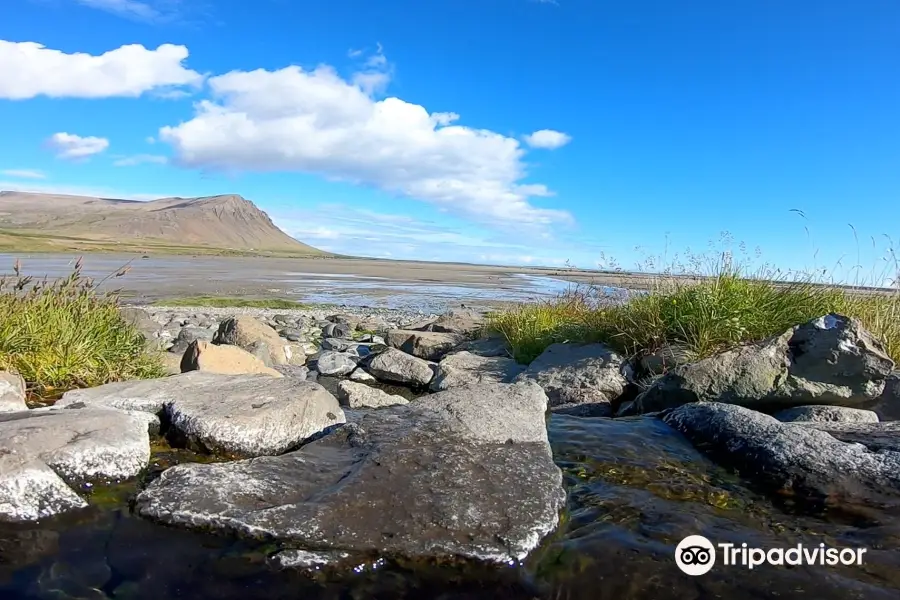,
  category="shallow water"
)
[2,415,898,599]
